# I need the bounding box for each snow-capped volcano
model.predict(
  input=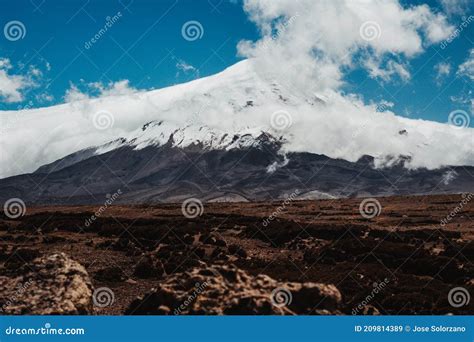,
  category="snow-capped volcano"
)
[0,59,473,180]
[1,59,473,204]
[96,120,285,154]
